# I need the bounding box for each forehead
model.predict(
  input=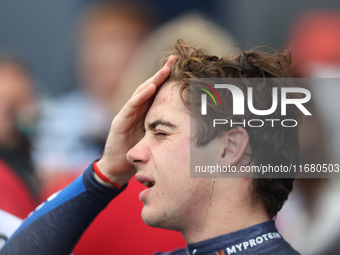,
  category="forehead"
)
[146,82,188,121]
